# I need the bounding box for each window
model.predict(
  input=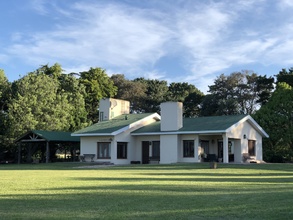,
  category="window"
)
[183,140,194,157]
[97,142,111,159]
[152,141,160,159]
[248,140,256,156]
[117,142,127,159]
[201,140,209,154]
